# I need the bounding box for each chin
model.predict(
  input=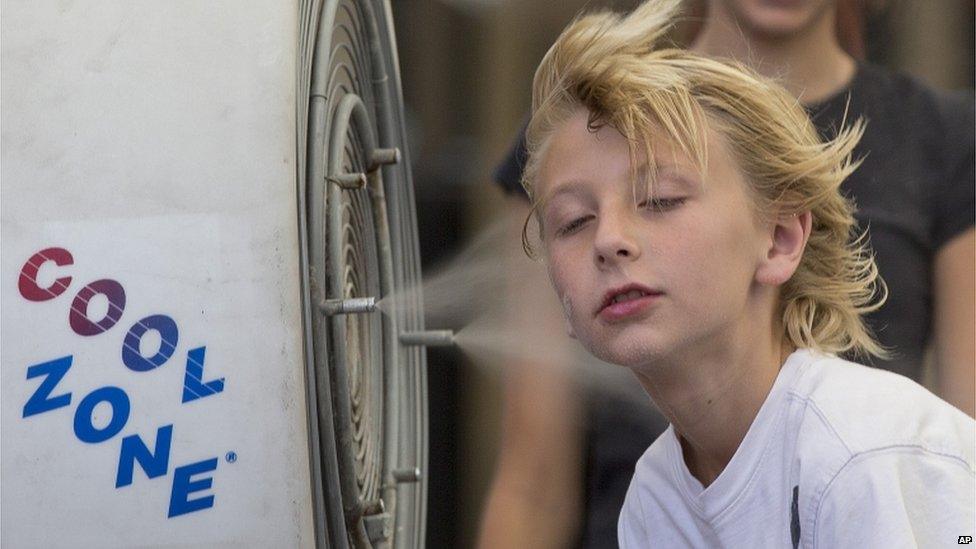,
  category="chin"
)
[747,15,815,38]
[727,0,831,38]
[578,331,664,369]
